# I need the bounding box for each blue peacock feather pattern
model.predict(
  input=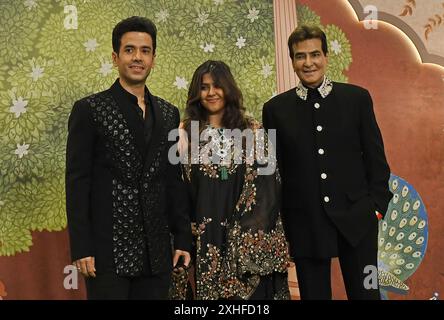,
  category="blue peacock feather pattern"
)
[378,174,428,299]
